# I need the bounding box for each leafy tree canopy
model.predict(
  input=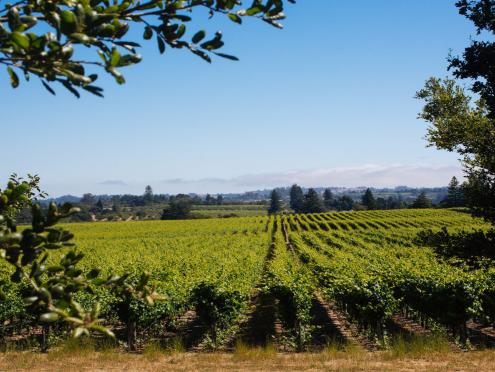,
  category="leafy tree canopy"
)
[361,188,376,210]
[161,194,192,219]
[268,188,281,214]
[302,188,324,214]
[0,0,295,97]
[417,78,494,220]
[323,188,333,209]
[143,185,153,203]
[289,184,303,213]
[0,175,163,351]
[450,0,495,118]
[334,195,354,212]
[411,191,432,209]
[442,176,465,208]
[417,0,495,223]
